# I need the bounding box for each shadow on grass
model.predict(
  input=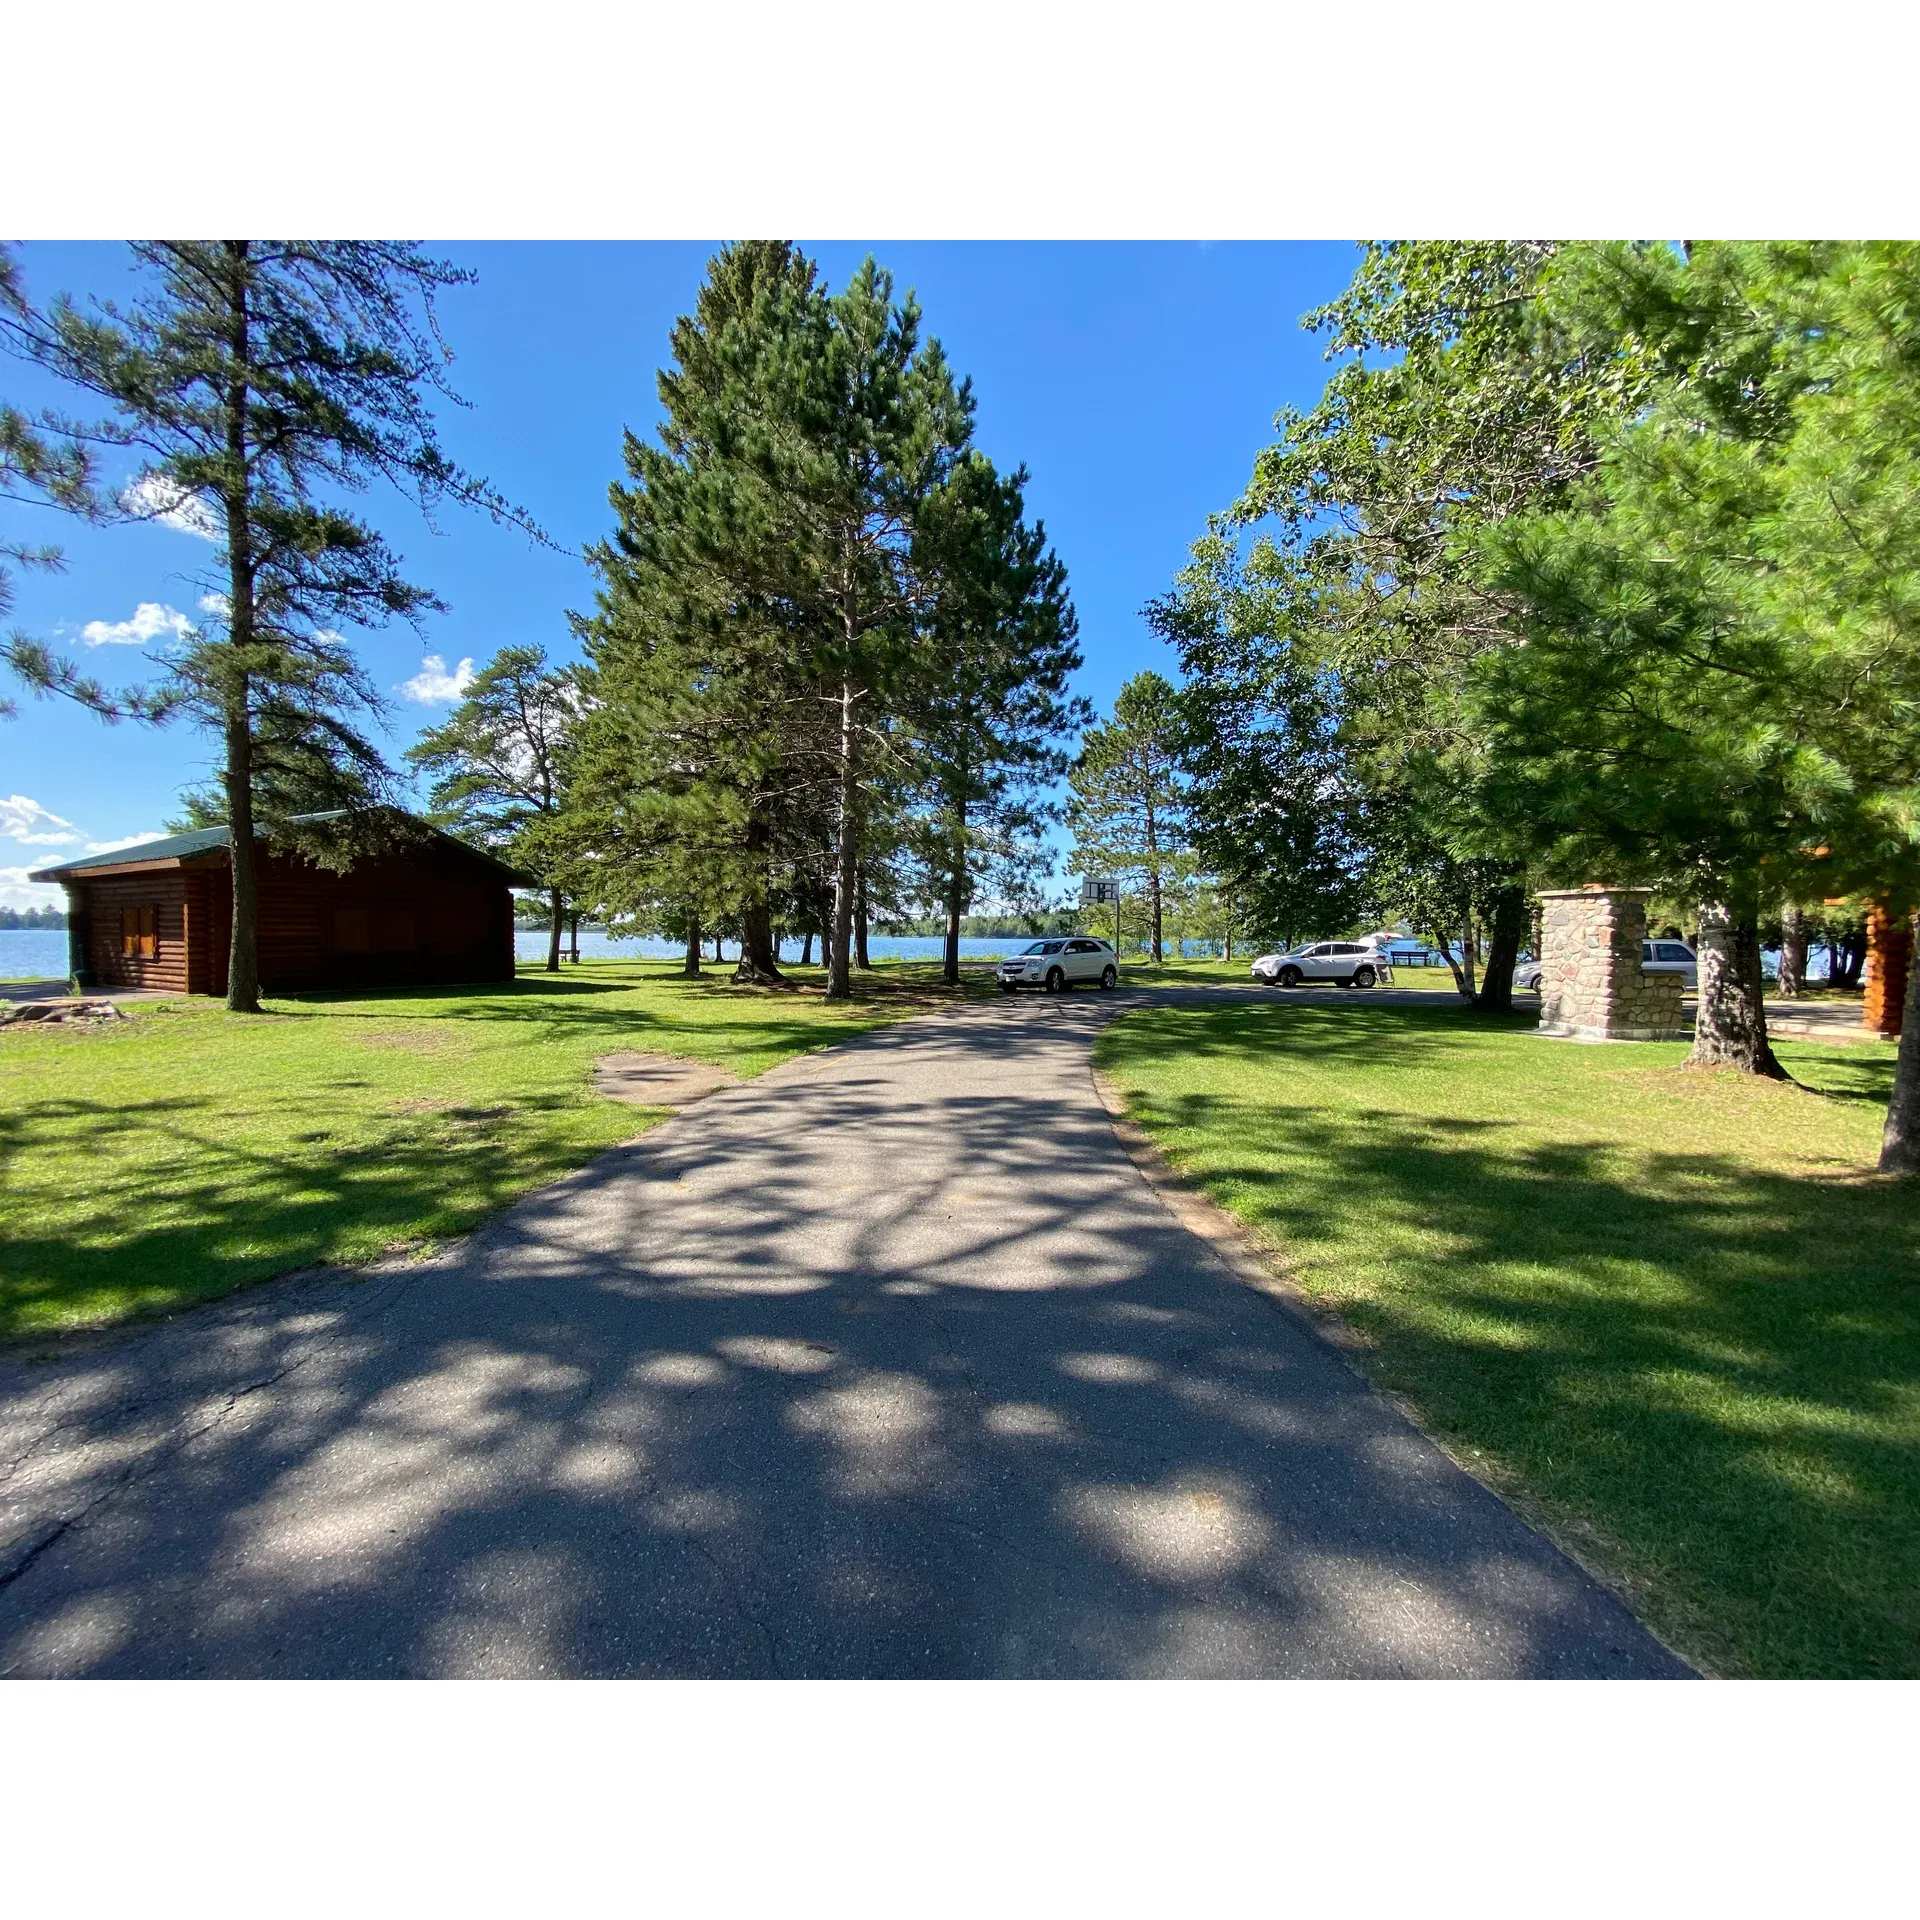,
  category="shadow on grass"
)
[0,1087,632,1339]
[1106,1011,1920,1677]
[0,1002,1686,1680]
